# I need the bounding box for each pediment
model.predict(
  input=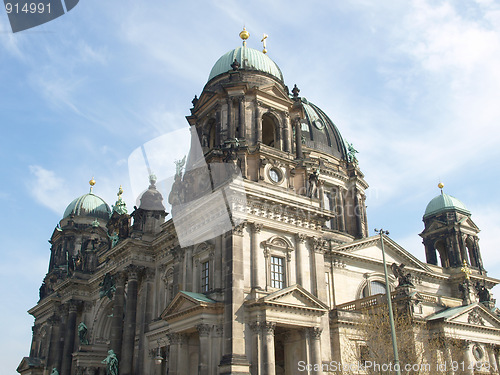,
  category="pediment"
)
[17,357,43,372]
[161,291,217,320]
[258,84,291,102]
[450,305,500,328]
[462,217,480,231]
[334,236,431,273]
[428,303,500,329]
[259,284,328,311]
